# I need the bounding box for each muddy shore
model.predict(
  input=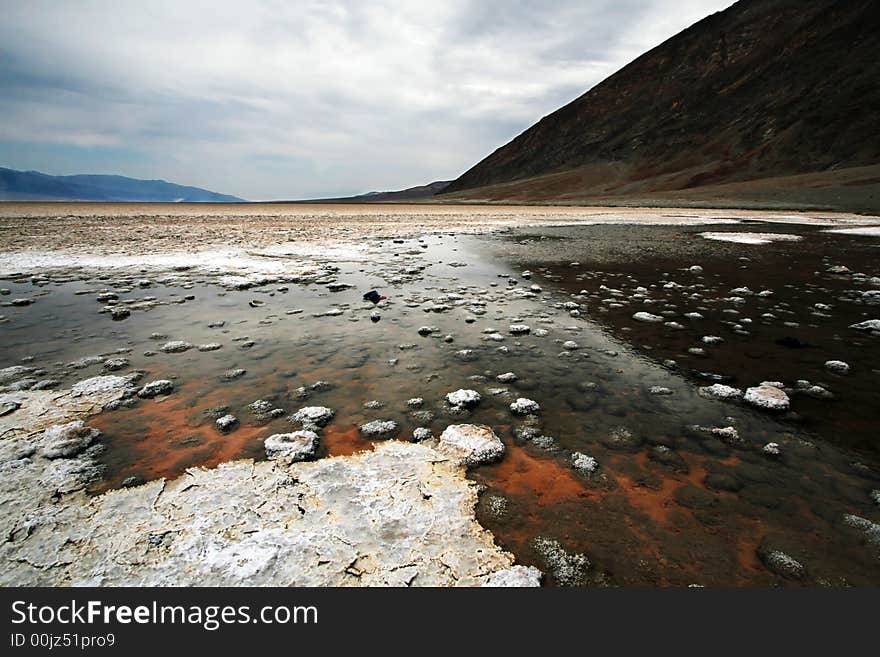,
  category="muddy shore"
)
[2,204,879,586]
